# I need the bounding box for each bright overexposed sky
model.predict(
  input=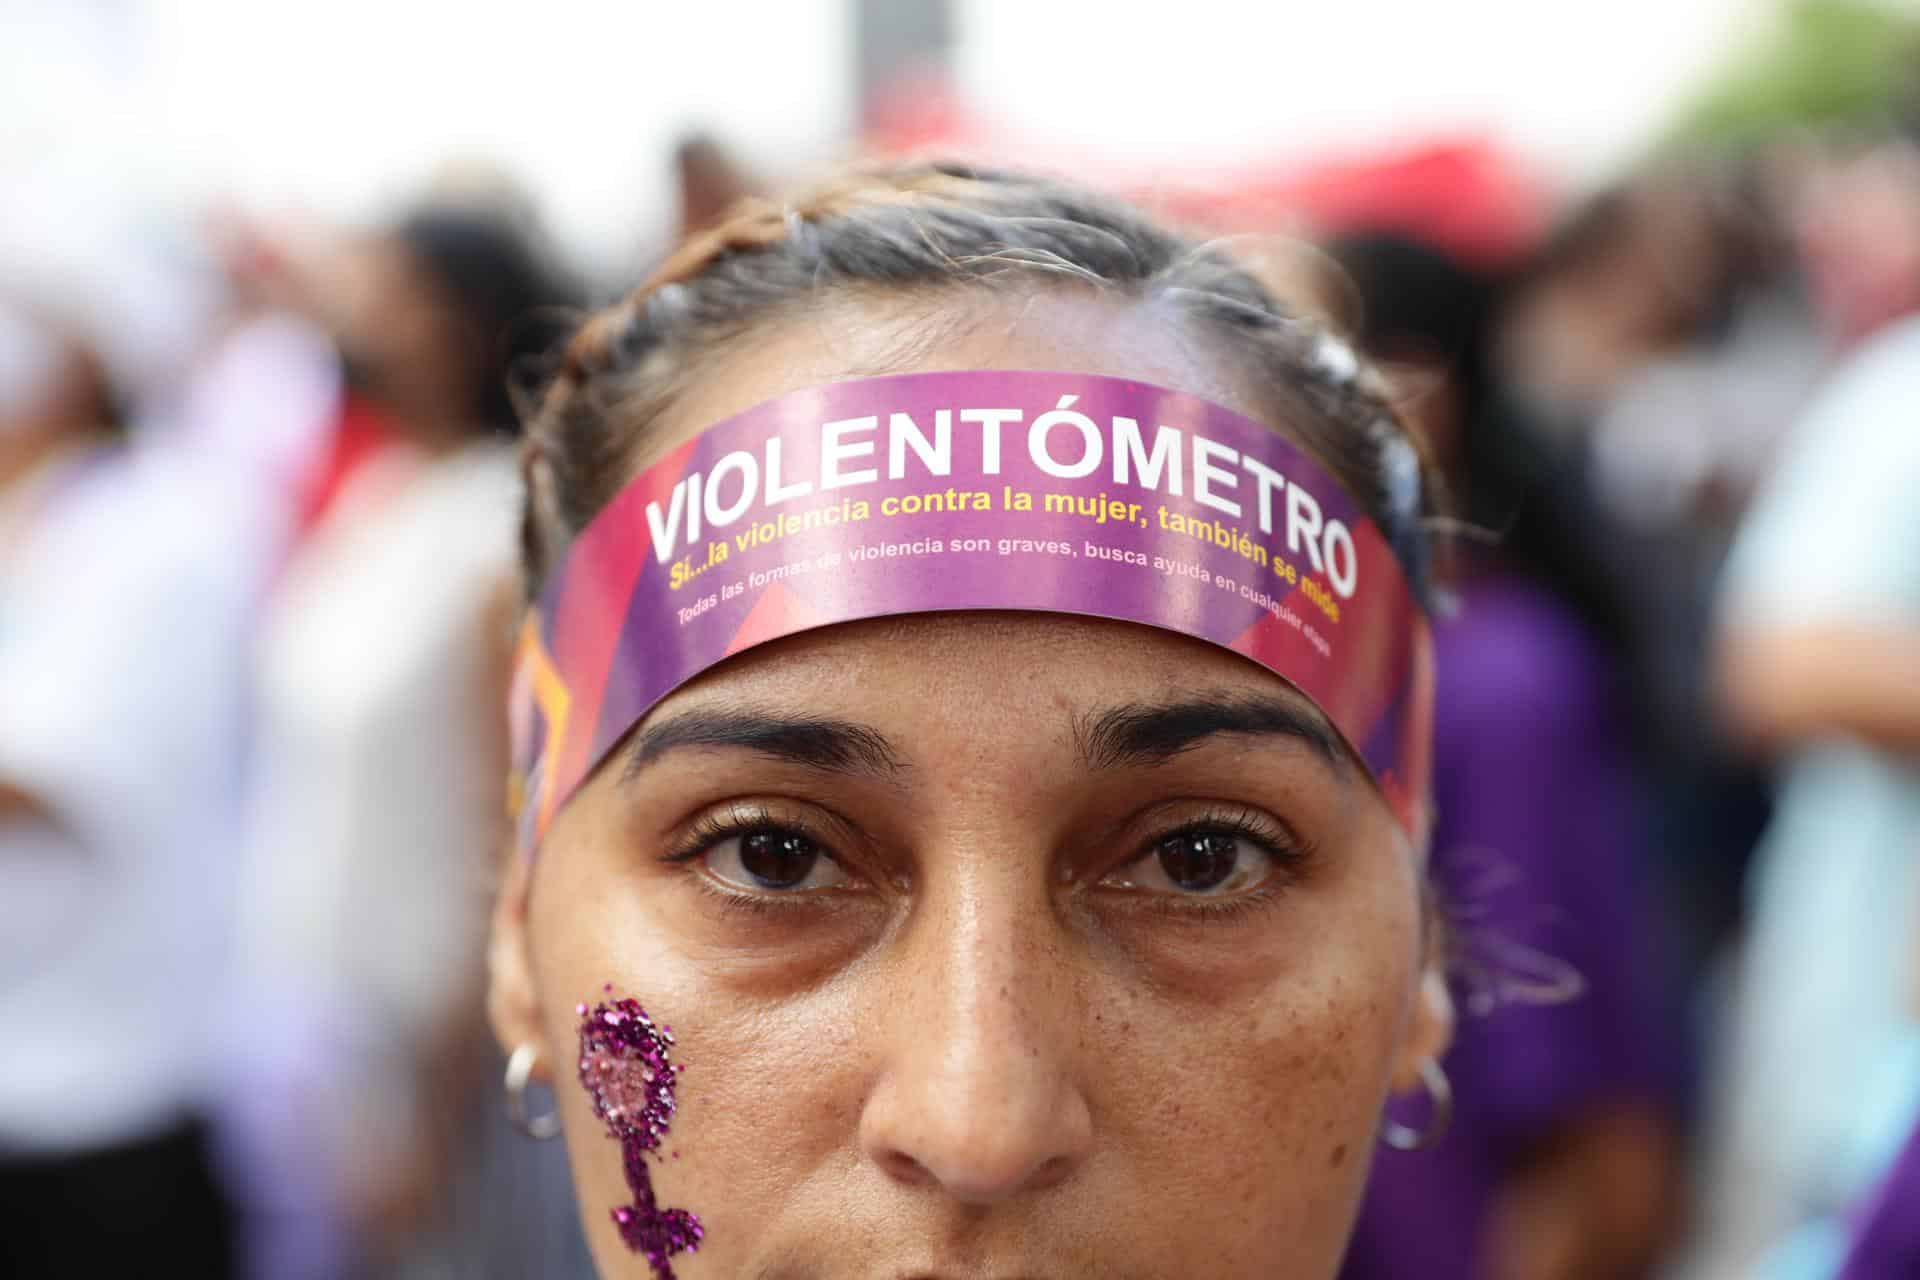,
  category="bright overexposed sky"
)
[2,0,856,275]
[956,0,1773,174]
[0,0,1889,271]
